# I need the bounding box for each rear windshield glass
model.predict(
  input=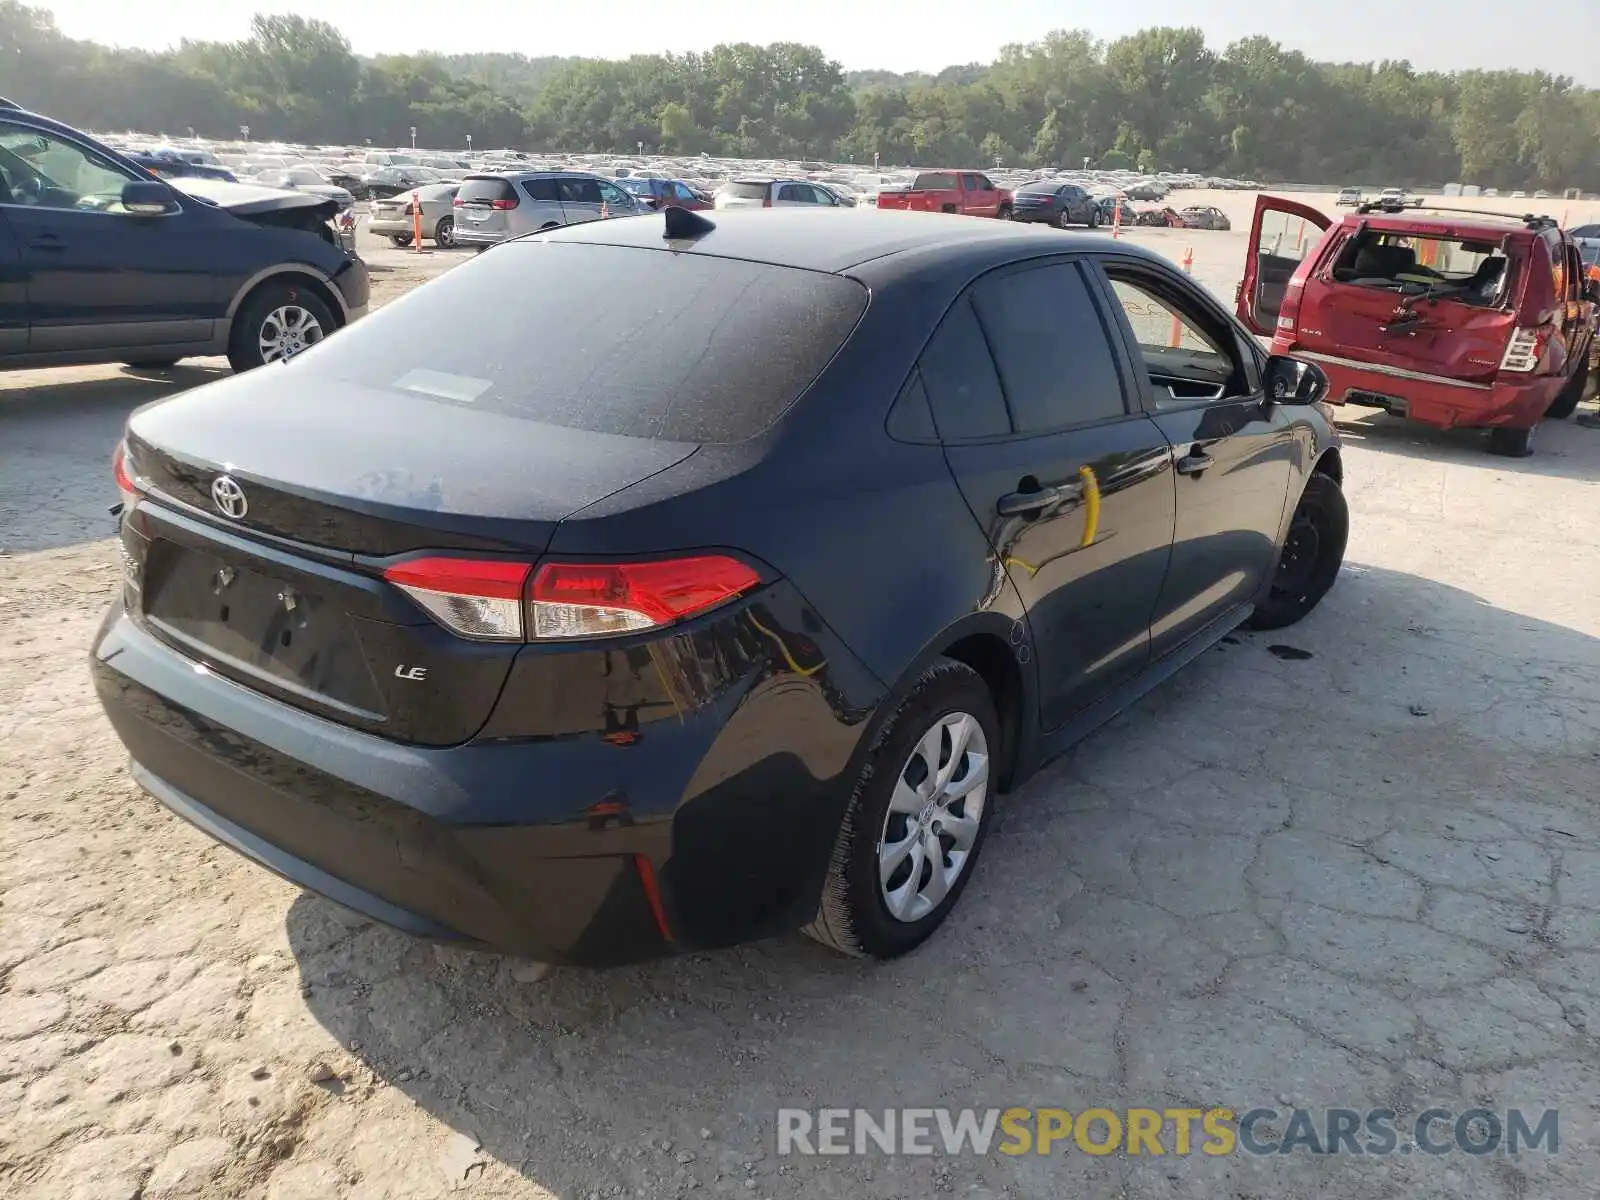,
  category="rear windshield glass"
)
[294,242,868,442]
[722,181,769,200]
[457,176,515,204]
[1329,230,1512,305]
[914,172,957,190]
[1018,182,1059,195]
